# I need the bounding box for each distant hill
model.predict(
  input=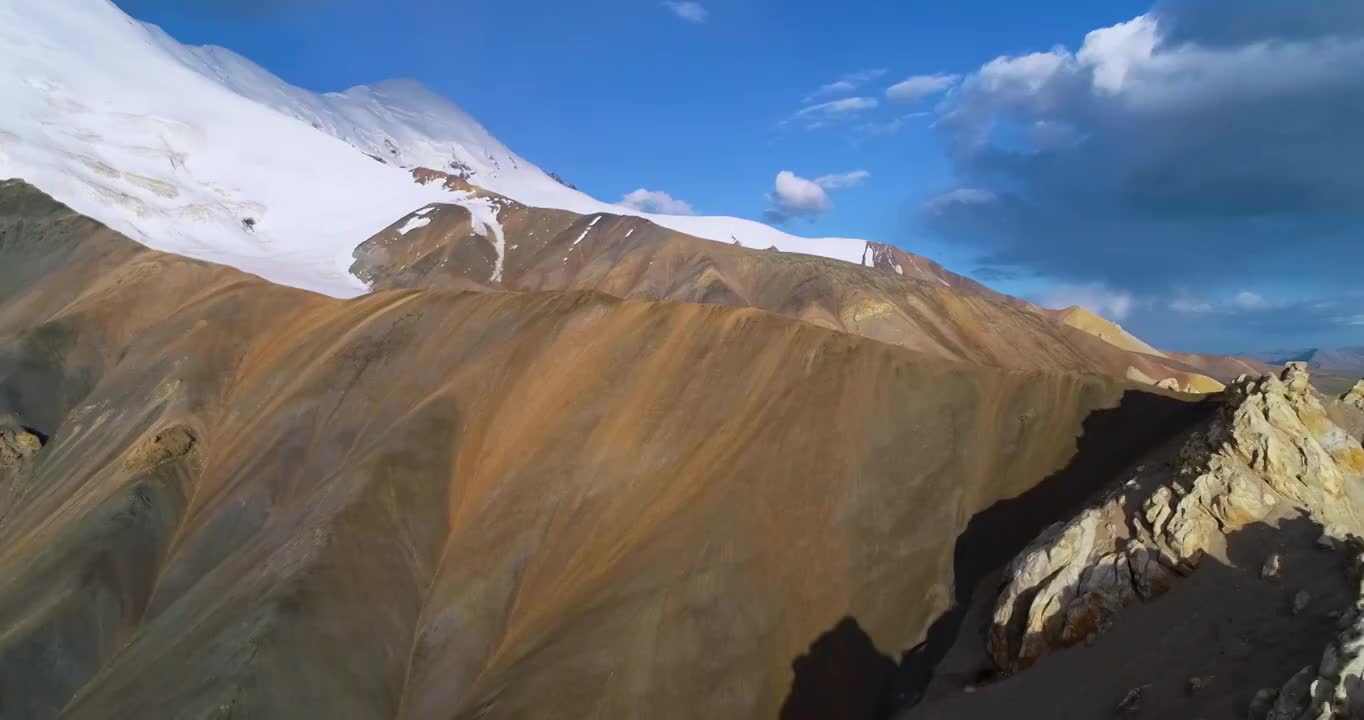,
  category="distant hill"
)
[1248,347,1364,373]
